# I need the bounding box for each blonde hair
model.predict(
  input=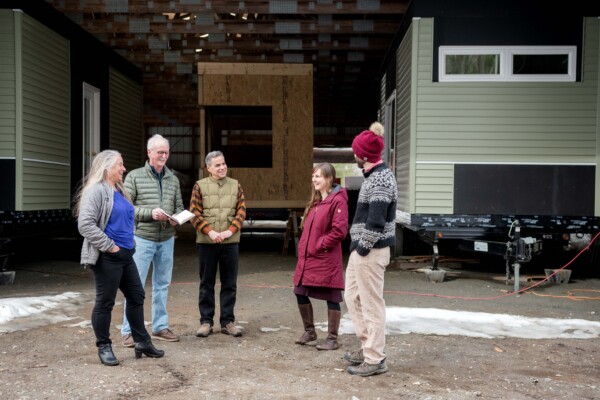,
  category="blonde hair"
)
[300,163,336,229]
[72,149,131,216]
